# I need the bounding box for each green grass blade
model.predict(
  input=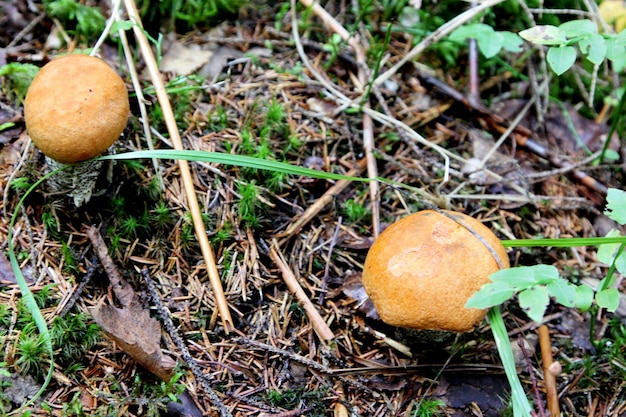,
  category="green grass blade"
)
[502,236,626,248]
[100,150,370,182]
[7,169,62,414]
[487,307,533,417]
